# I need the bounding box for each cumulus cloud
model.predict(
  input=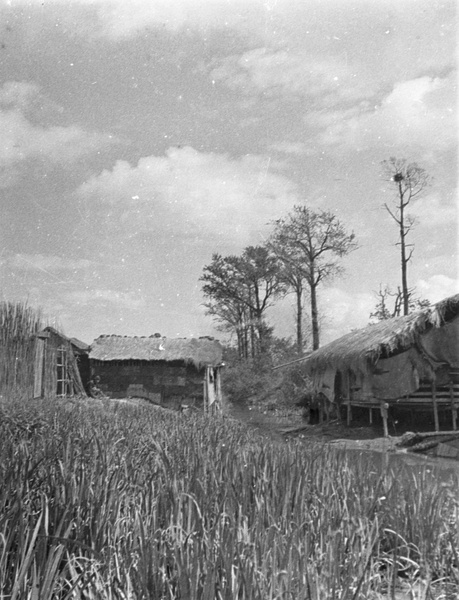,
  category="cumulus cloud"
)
[0,81,42,110]
[0,81,116,186]
[268,141,312,156]
[319,287,376,343]
[77,146,298,244]
[211,48,373,106]
[306,72,457,158]
[9,0,260,37]
[415,275,459,303]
